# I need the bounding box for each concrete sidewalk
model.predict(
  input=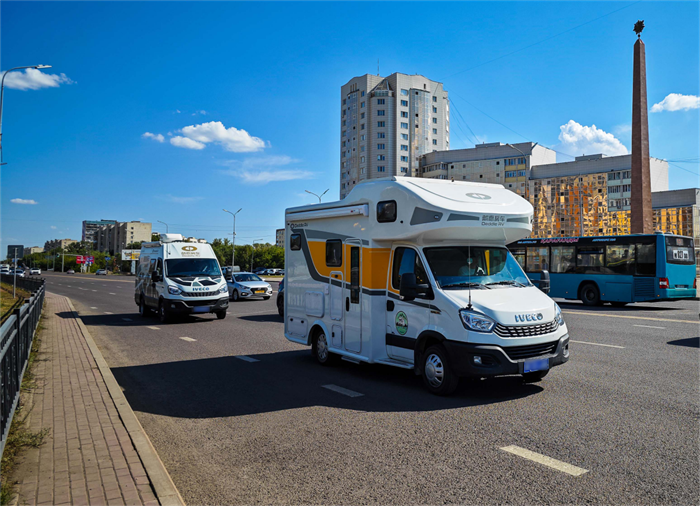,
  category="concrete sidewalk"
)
[10,293,181,506]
